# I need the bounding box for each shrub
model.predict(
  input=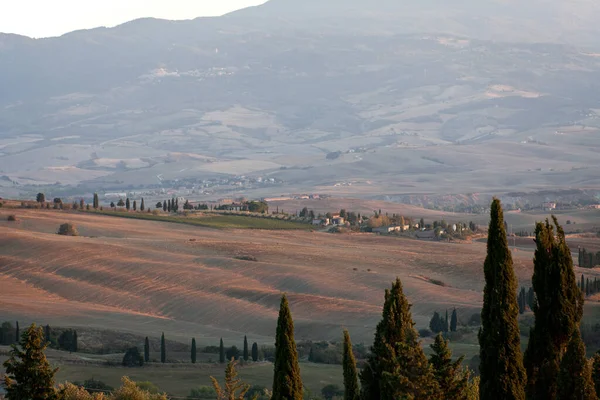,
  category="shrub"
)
[418,328,432,338]
[7,215,17,221]
[122,347,144,367]
[235,255,258,262]
[187,386,216,399]
[428,278,446,287]
[74,379,113,394]
[58,223,79,236]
